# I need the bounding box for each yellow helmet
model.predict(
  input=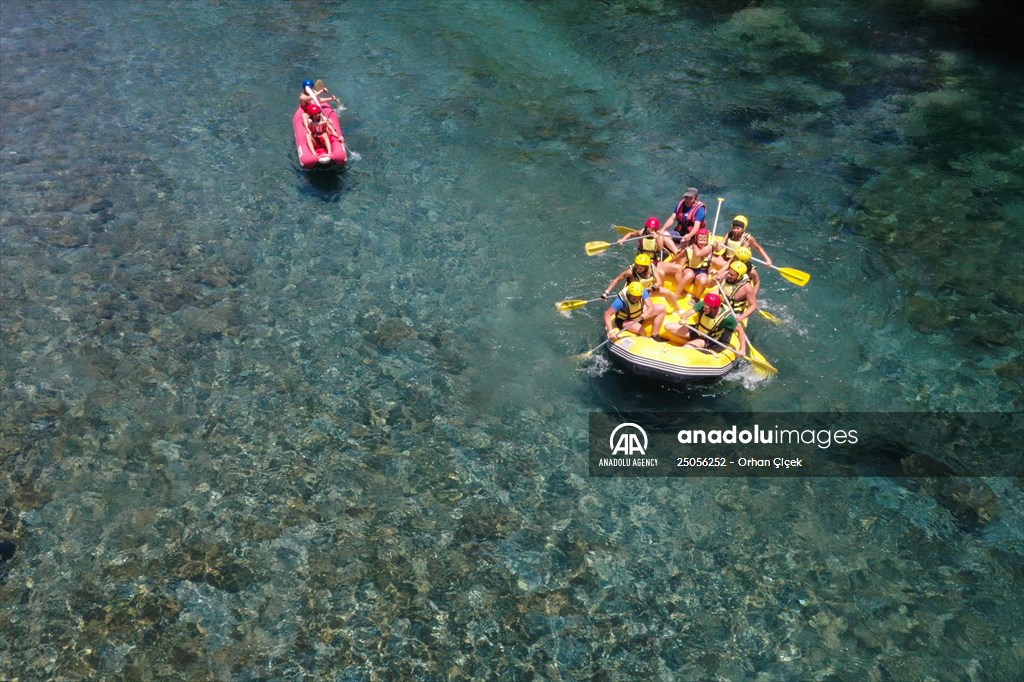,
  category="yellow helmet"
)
[729,261,748,277]
[634,253,652,268]
[626,282,644,297]
[732,215,749,229]
[735,246,753,262]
